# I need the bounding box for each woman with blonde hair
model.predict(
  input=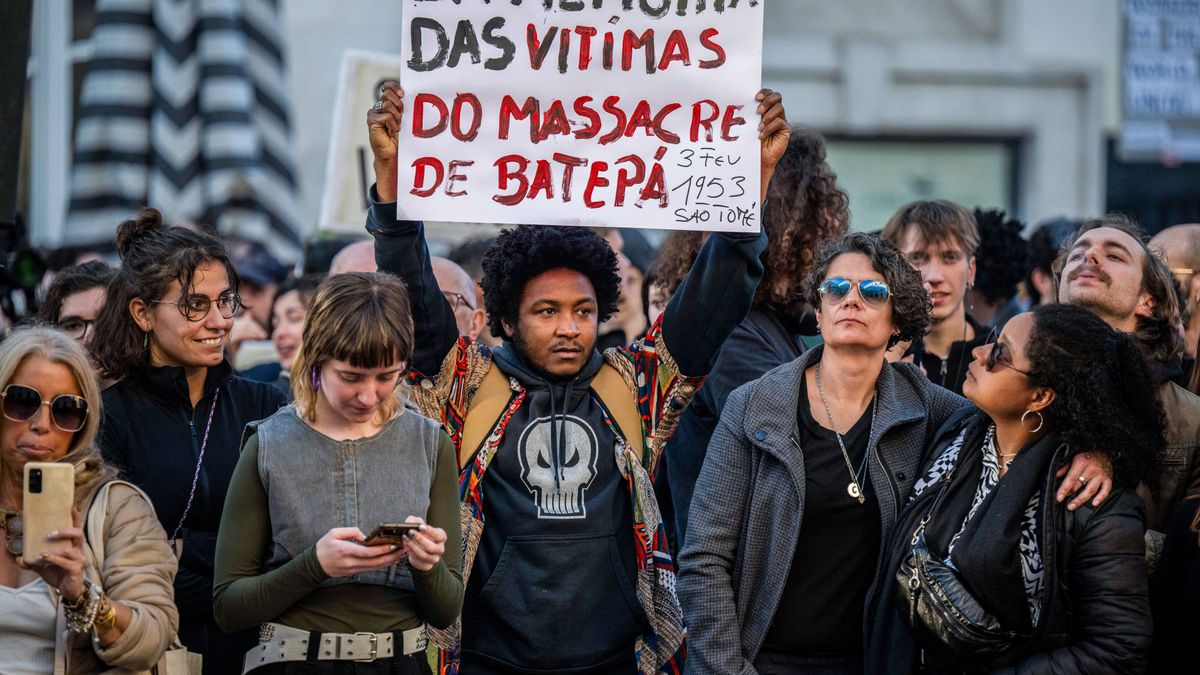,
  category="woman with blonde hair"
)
[214,272,462,674]
[0,326,178,673]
